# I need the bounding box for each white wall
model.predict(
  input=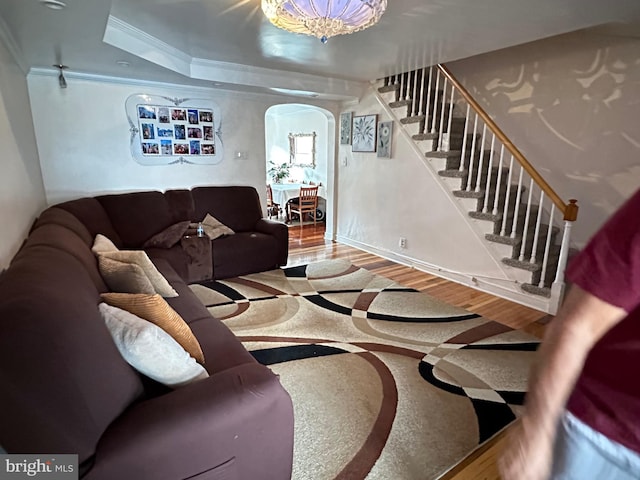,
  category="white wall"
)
[336,91,509,280]
[0,38,46,270]
[26,73,337,209]
[265,104,329,186]
[448,29,640,247]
